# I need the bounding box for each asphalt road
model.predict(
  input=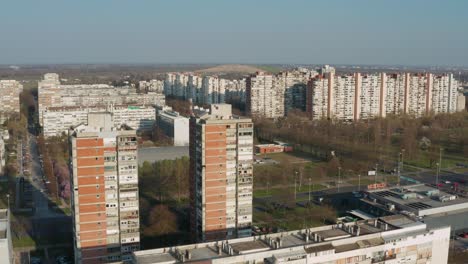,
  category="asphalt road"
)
[138,146,189,165]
